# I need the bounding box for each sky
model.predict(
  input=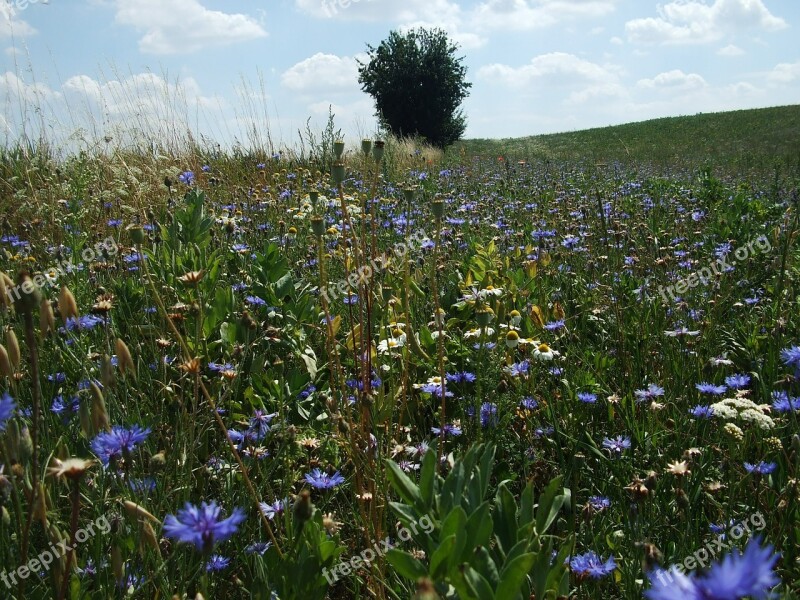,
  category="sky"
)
[1,0,798,151]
